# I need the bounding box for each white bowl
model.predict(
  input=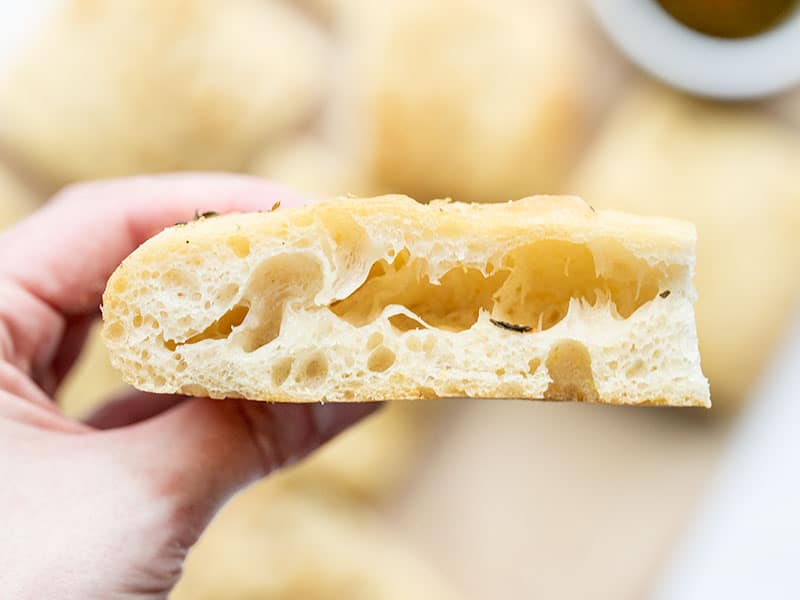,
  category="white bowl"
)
[589,0,800,99]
